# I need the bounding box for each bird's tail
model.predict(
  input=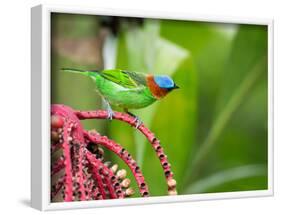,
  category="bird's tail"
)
[61,68,99,77]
